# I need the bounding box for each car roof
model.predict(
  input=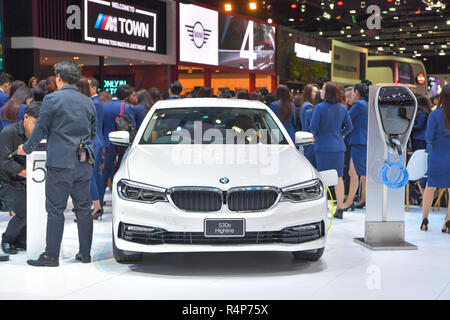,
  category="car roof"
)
[153,98,269,110]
